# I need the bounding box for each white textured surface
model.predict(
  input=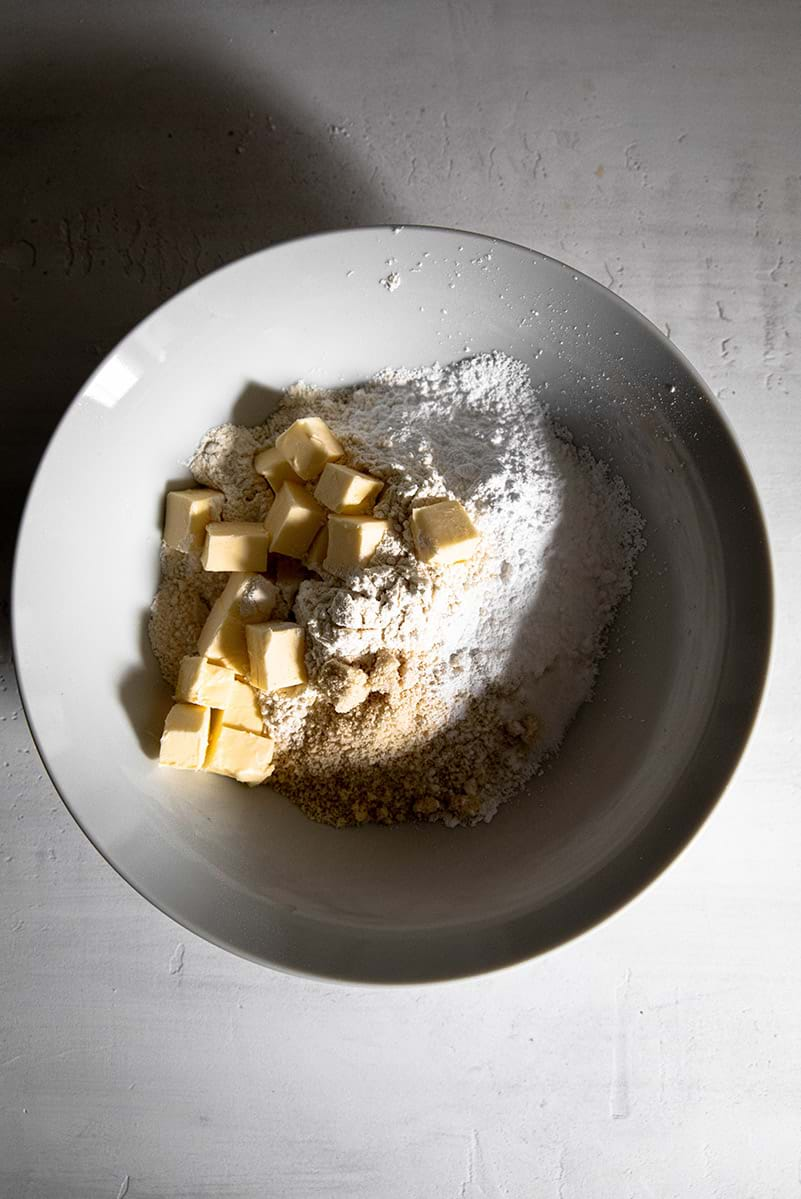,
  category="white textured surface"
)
[1,1,798,1195]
